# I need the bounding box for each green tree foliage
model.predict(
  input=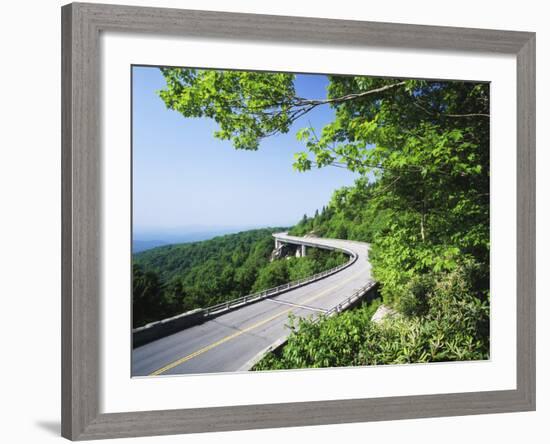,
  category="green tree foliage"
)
[251,259,290,292]
[289,177,392,242]
[158,68,296,150]
[157,69,490,366]
[252,249,347,292]
[133,229,273,327]
[132,263,164,327]
[133,228,347,327]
